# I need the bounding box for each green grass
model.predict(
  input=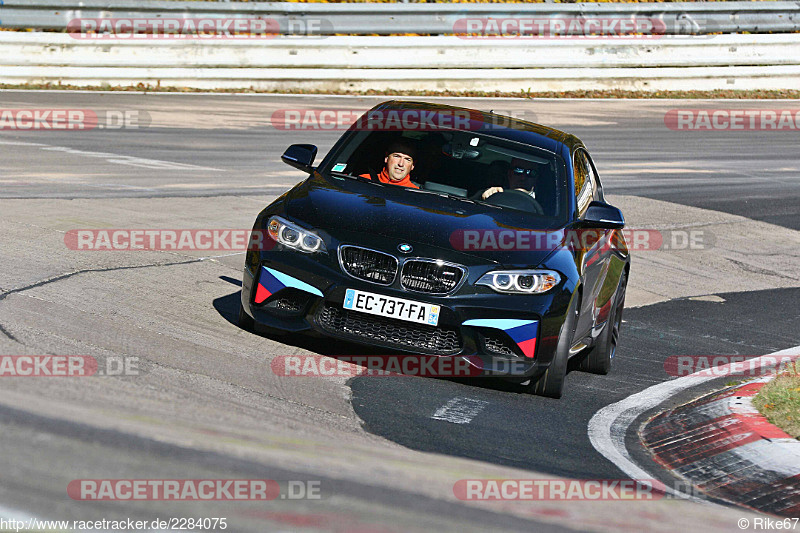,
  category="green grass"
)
[753,361,800,439]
